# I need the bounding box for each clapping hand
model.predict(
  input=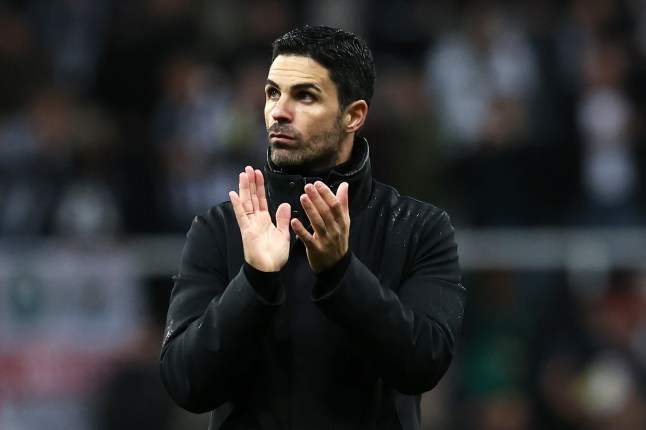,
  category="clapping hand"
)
[229,166,291,272]
[290,181,350,273]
